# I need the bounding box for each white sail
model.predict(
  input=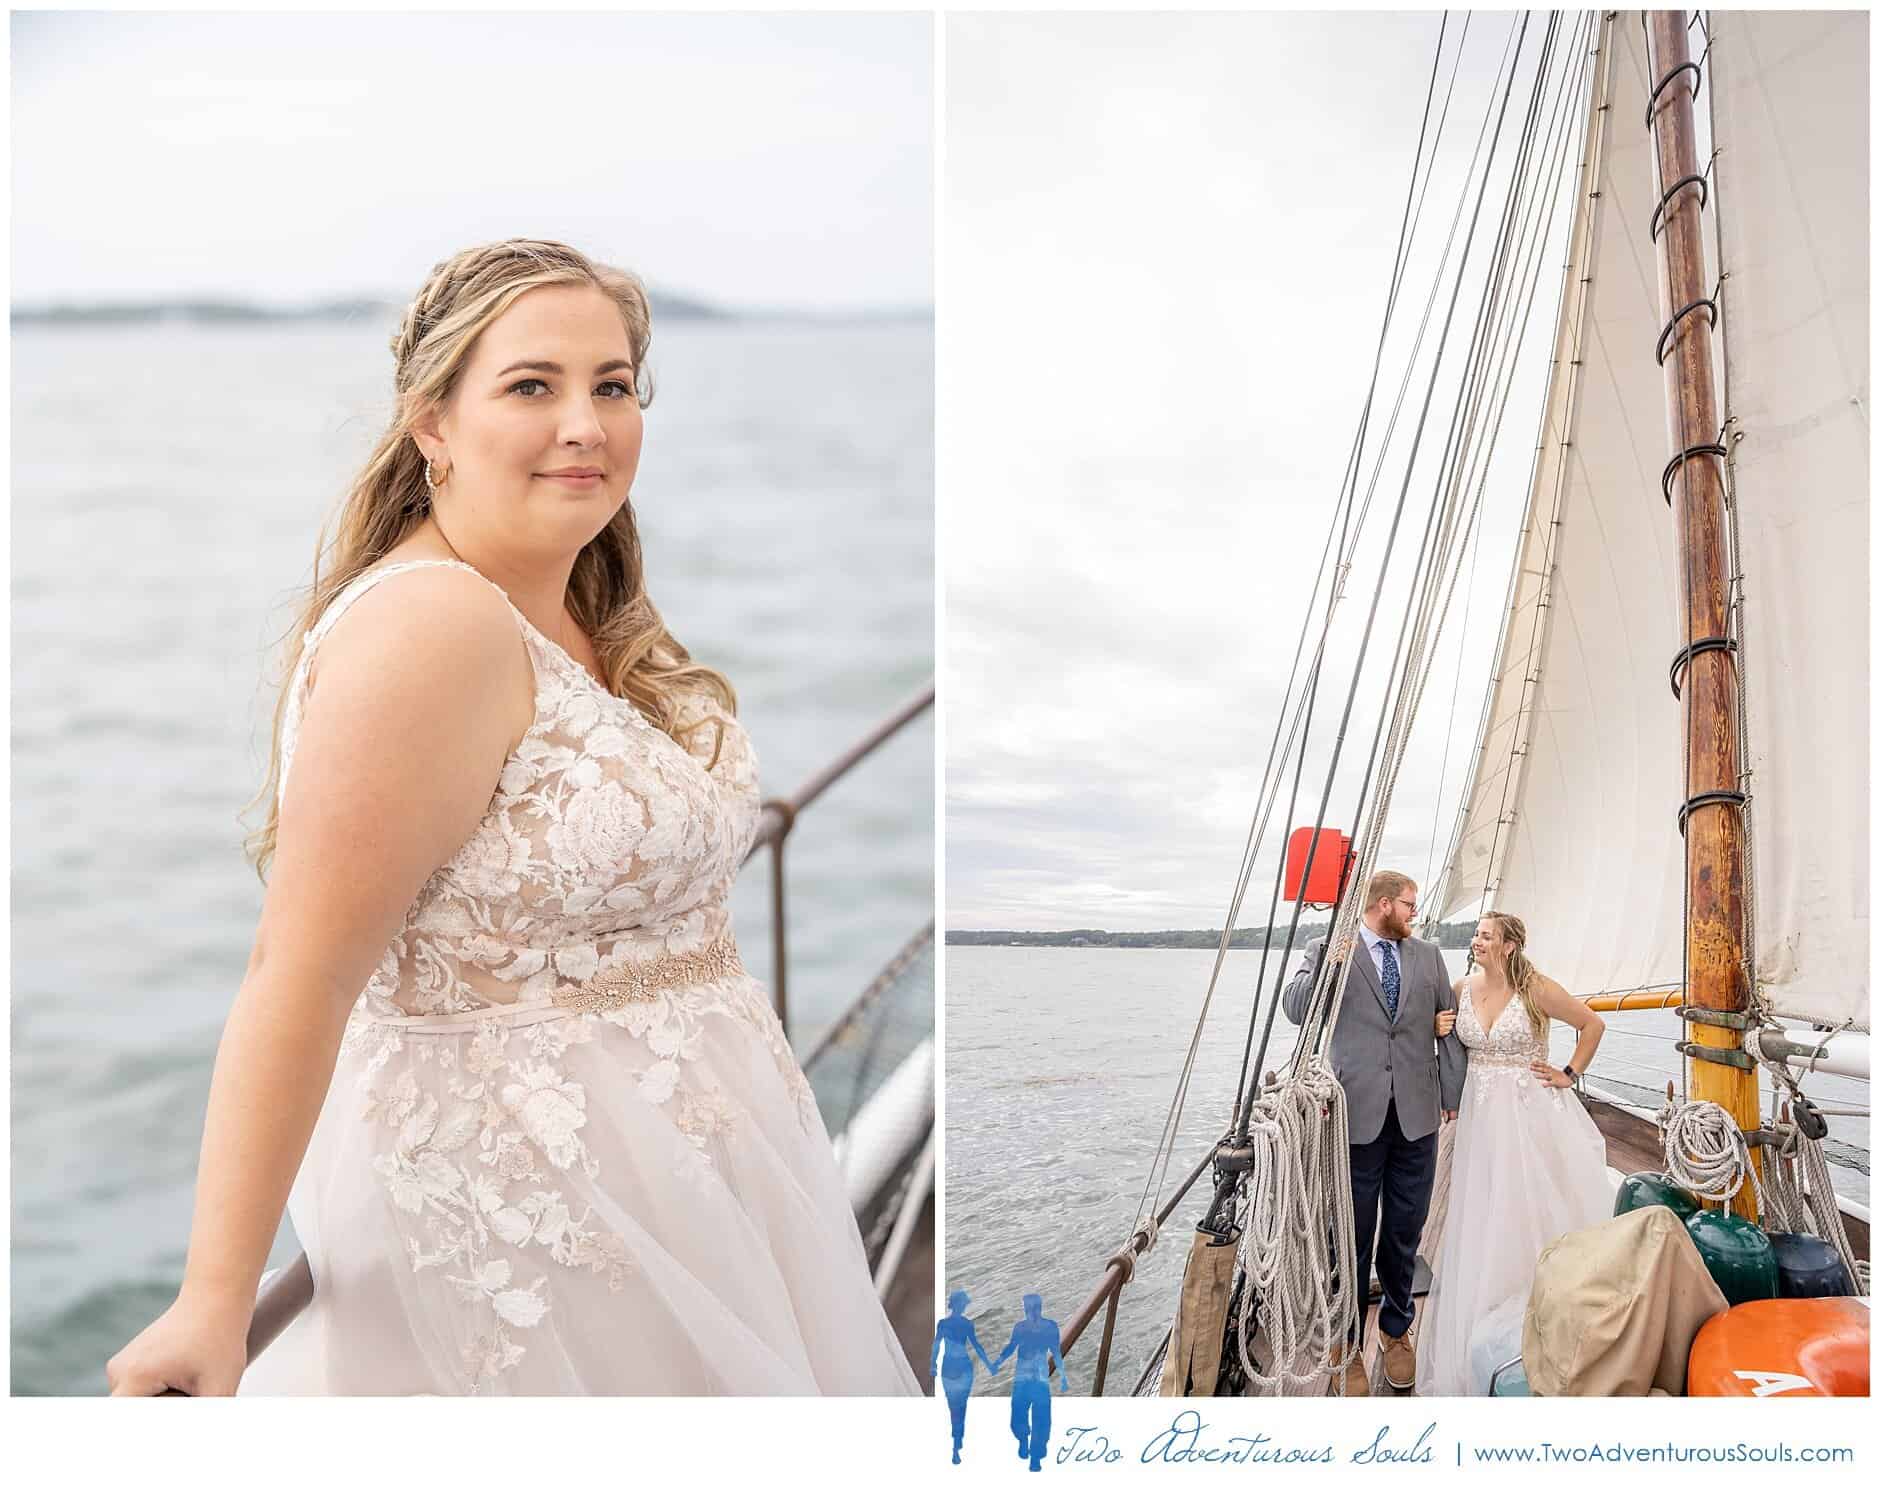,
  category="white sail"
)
[1435,15,1688,994]
[1711,11,1870,1030]
[1434,12,1867,1027]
